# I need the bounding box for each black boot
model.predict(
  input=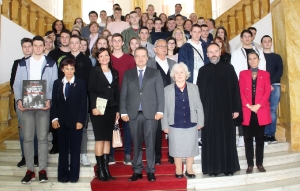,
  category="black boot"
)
[103,154,116,180]
[96,156,108,181]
